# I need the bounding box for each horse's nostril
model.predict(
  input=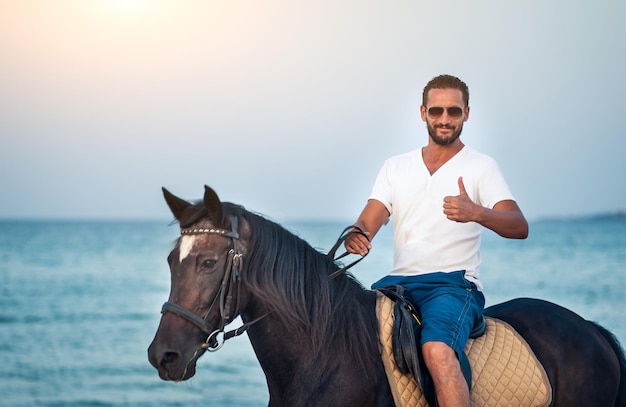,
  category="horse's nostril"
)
[161,350,181,368]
